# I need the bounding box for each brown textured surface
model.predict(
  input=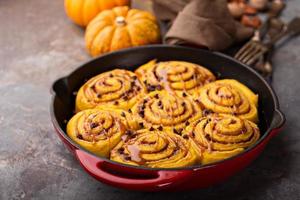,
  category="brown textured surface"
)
[0,0,300,199]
